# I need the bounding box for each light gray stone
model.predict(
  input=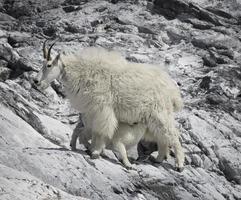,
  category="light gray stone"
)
[0,0,241,199]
